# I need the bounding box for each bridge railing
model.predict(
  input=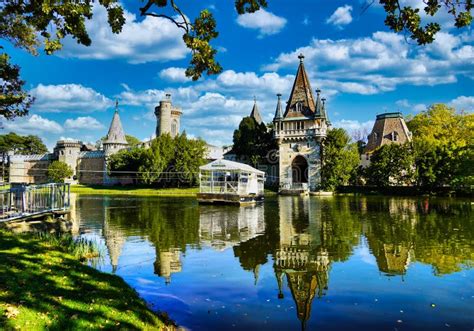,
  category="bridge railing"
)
[0,183,70,222]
